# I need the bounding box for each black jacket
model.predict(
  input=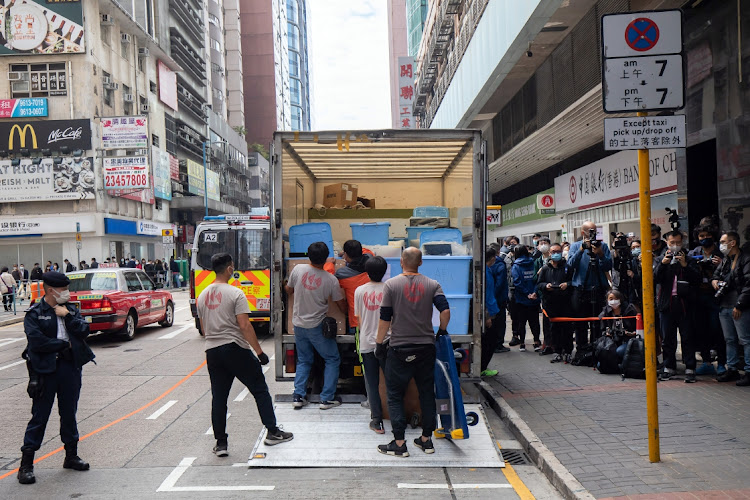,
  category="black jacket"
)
[599,302,639,334]
[65,262,74,273]
[23,300,95,374]
[30,266,43,280]
[654,253,701,312]
[536,260,572,310]
[712,250,750,311]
